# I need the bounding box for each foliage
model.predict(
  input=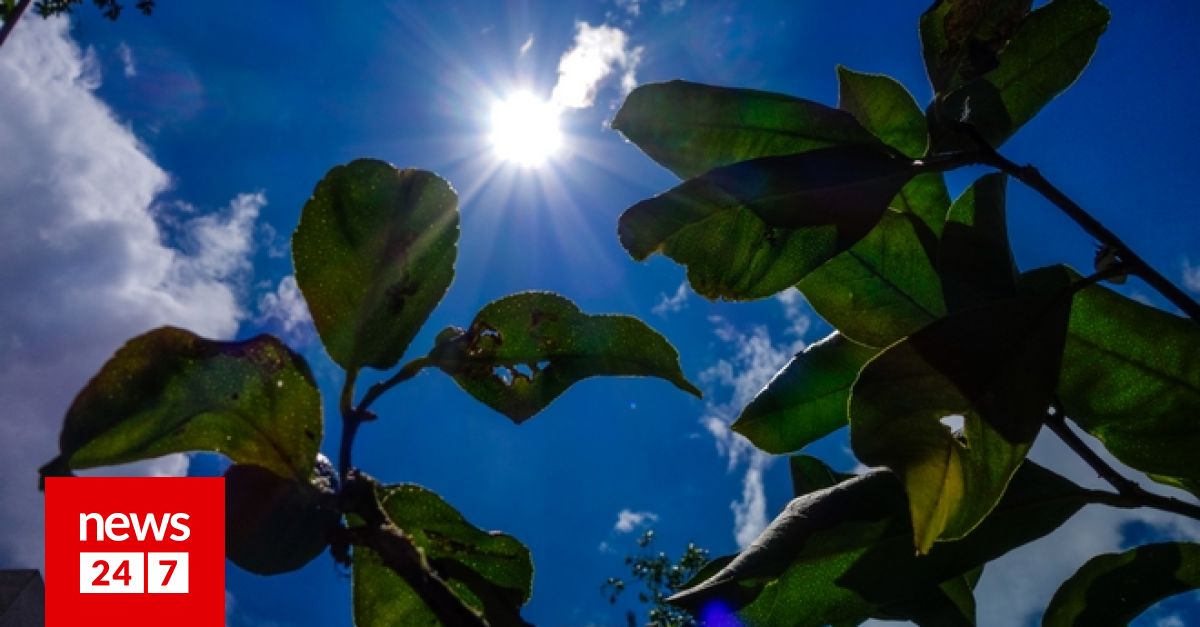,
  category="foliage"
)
[33,0,153,20]
[613,0,1200,624]
[604,531,710,627]
[40,157,698,625]
[34,0,1200,624]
